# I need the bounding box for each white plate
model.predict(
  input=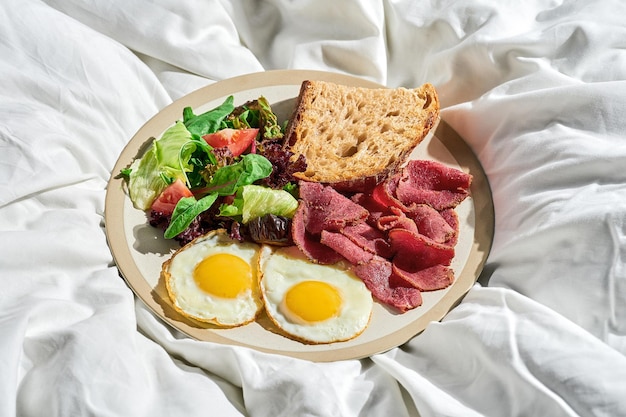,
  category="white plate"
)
[104,69,494,362]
